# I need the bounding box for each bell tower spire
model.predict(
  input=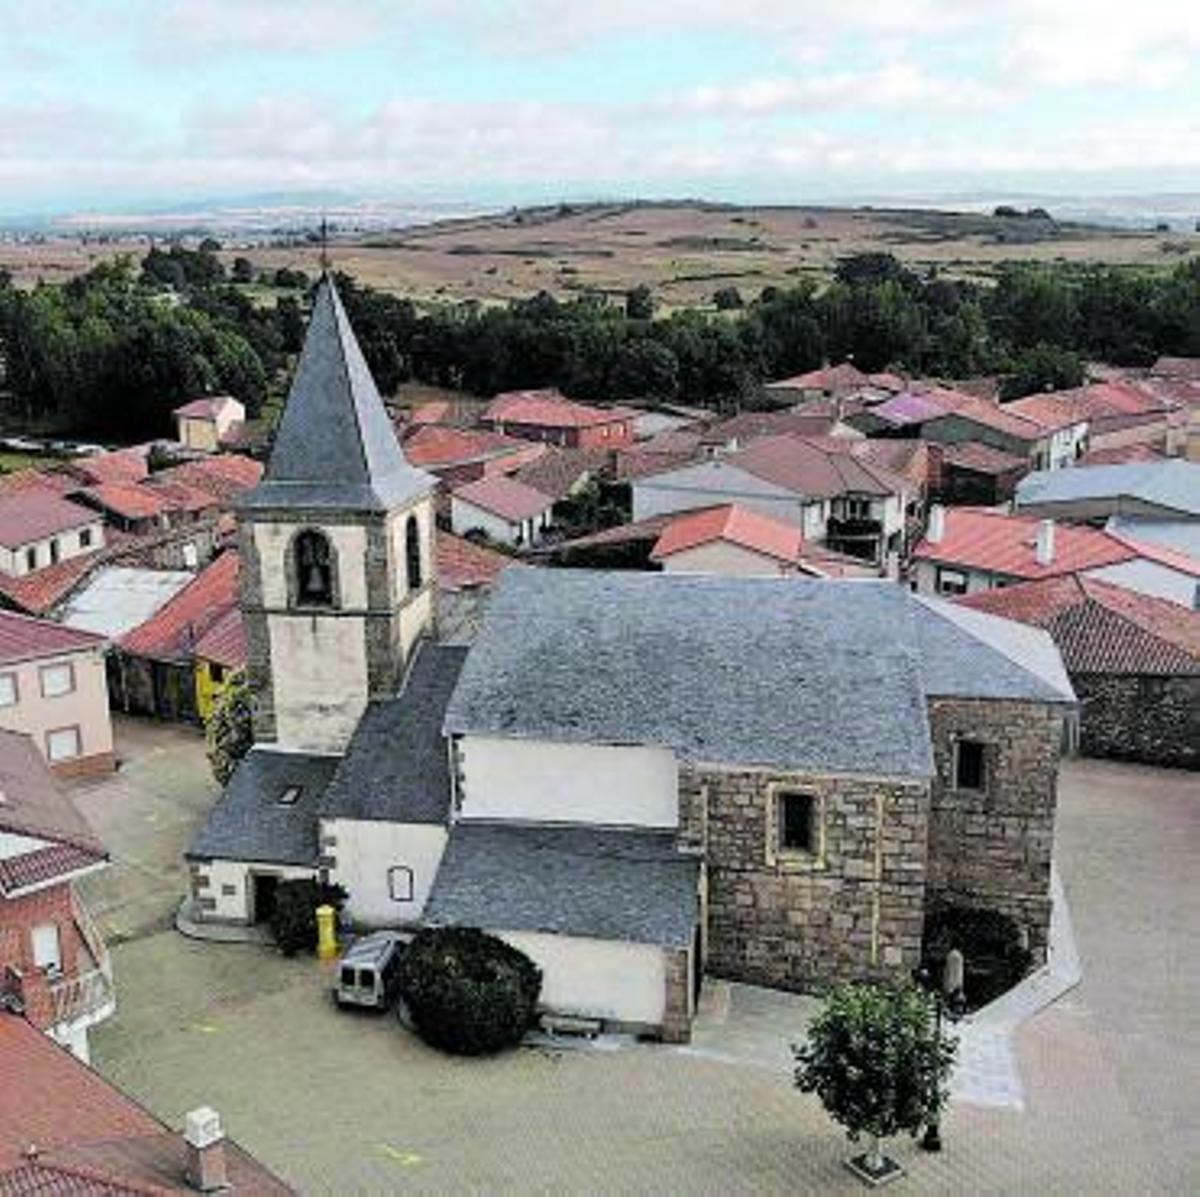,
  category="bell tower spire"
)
[236,276,437,753]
